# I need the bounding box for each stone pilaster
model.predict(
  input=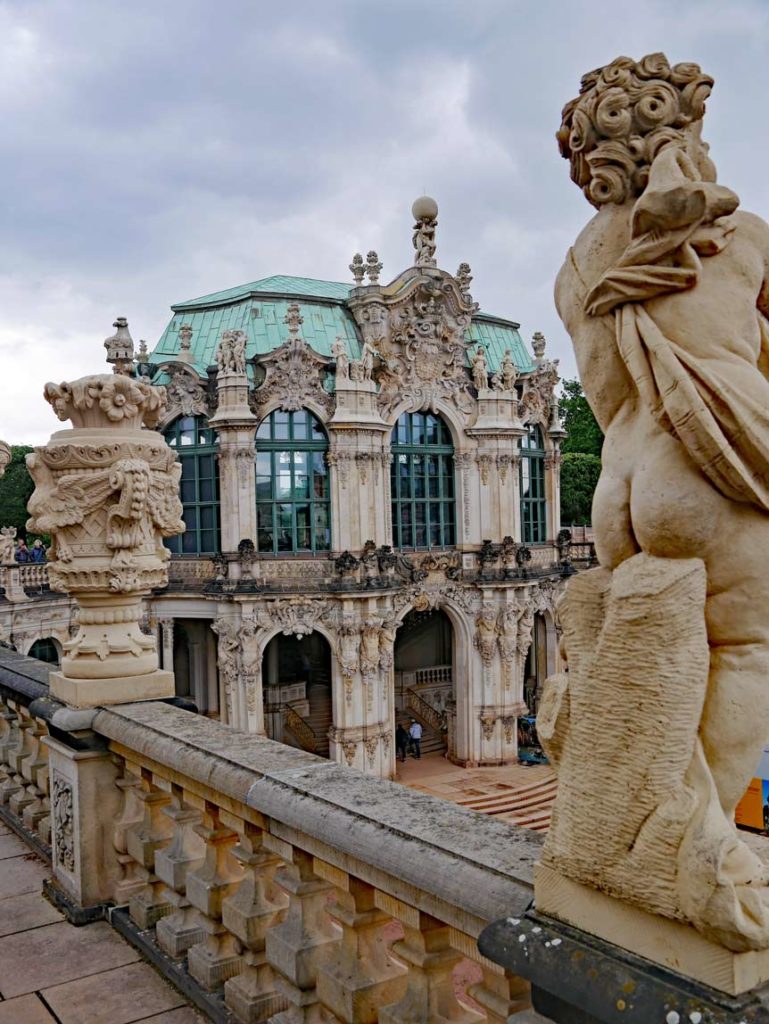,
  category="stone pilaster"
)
[208,364,258,556]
